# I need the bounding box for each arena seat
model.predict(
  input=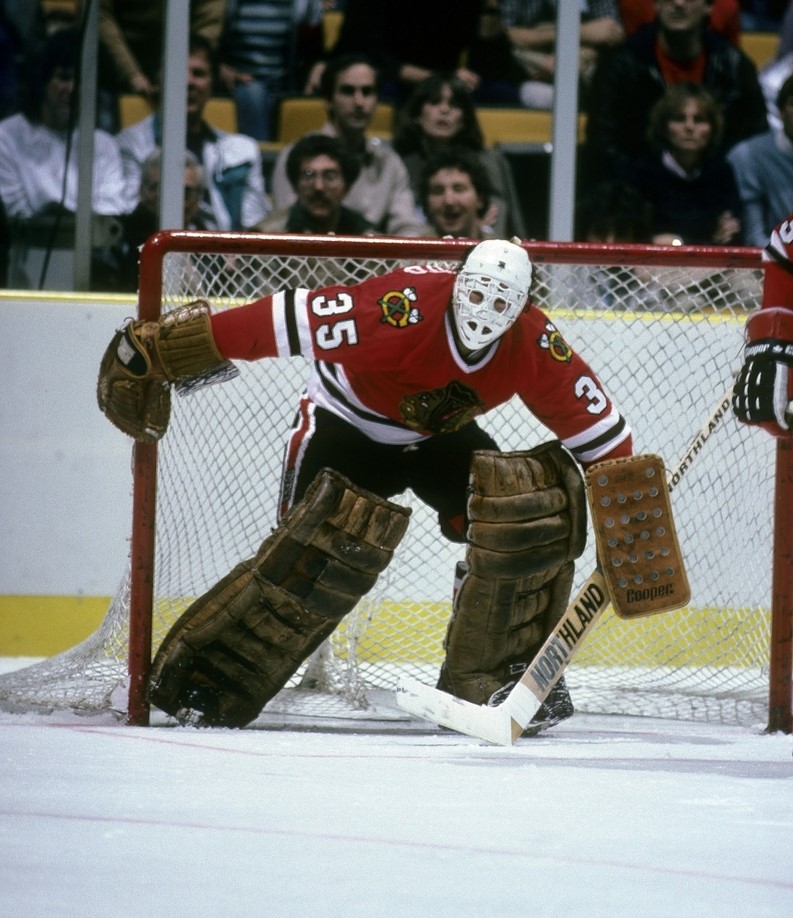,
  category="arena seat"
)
[476,108,588,147]
[276,96,395,143]
[323,10,343,51]
[741,31,780,70]
[118,95,238,133]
